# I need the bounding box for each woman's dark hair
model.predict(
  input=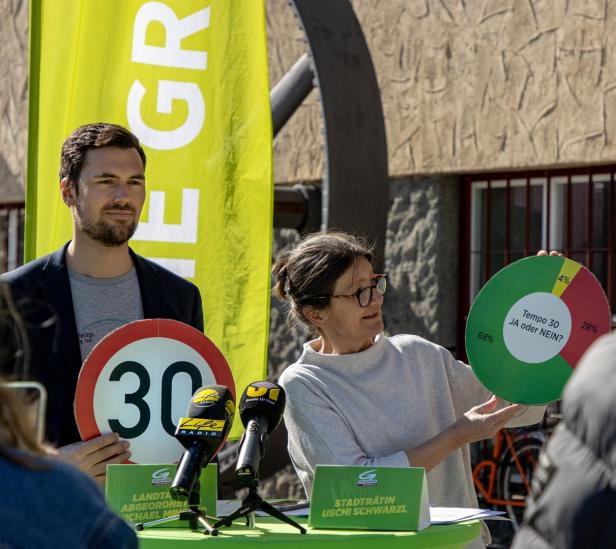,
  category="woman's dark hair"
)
[272,231,374,330]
